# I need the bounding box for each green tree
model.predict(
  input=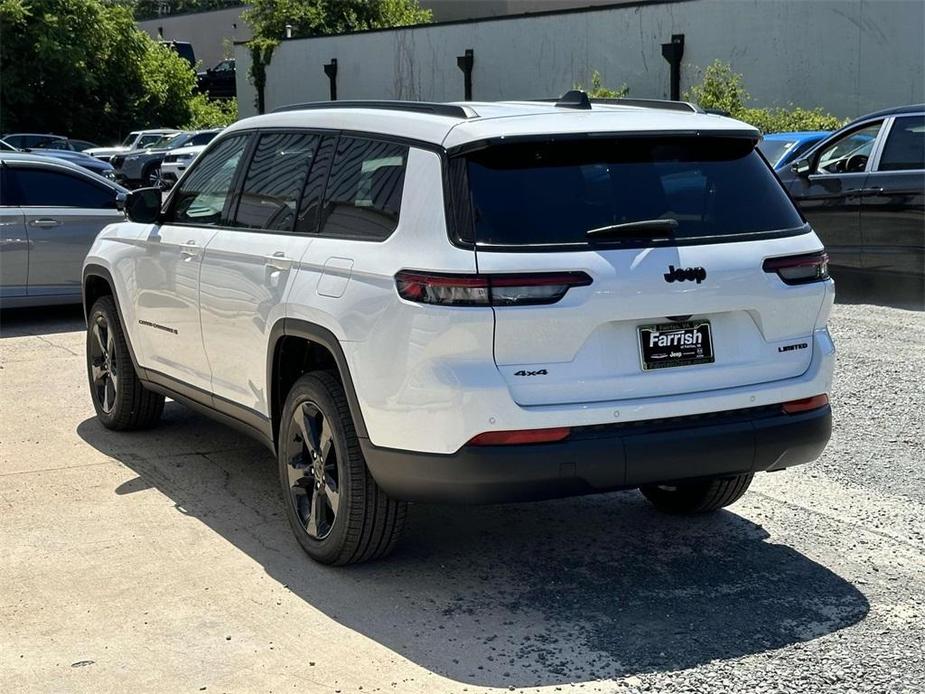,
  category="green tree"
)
[0,0,197,142]
[243,0,432,112]
[684,60,845,134]
[575,70,629,99]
